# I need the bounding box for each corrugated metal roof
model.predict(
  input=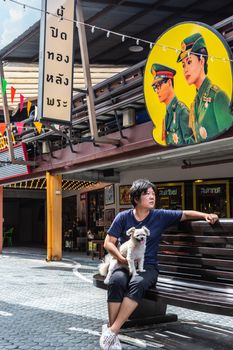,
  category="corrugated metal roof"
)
[0,62,128,111]
[0,0,232,65]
